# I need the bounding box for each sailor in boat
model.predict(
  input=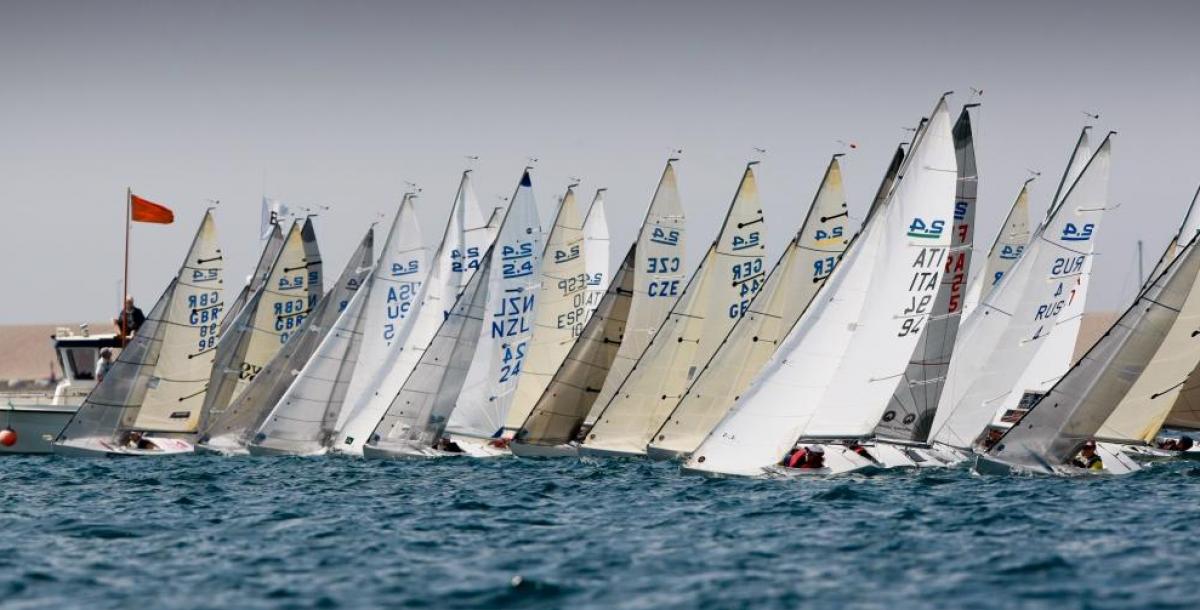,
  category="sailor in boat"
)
[980,428,1005,451]
[782,444,825,469]
[96,349,114,382]
[846,440,875,462]
[1070,440,1104,471]
[118,430,160,451]
[436,437,465,454]
[113,295,146,339]
[1157,436,1194,452]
